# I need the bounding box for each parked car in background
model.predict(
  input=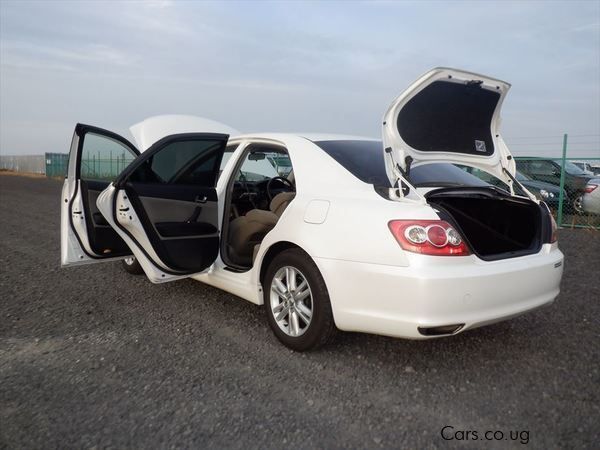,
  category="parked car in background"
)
[582,179,600,215]
[458,166,562,210]
[515,159,593,214]
[572,161,600,176]
[515,171,562,210]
